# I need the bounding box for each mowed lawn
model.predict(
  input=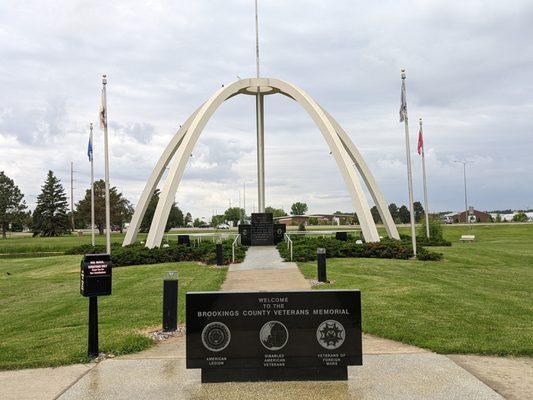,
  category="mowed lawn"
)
[298,224,533,356]
[0,233,136,254]
[0,256,227,370]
